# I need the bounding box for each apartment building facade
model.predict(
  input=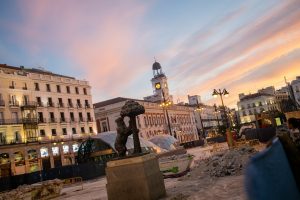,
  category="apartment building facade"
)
[0,64,96,177]
[237,88,277,124]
